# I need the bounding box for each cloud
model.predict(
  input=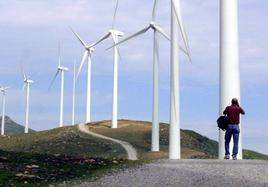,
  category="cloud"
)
[0,0,267,155]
